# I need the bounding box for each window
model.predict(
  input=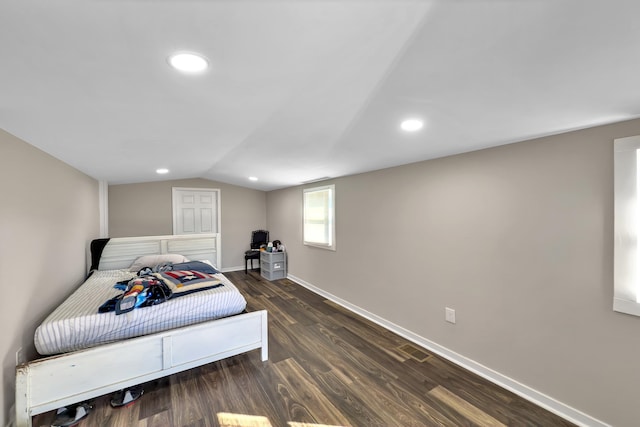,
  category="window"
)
[614,136,640,316]
[303,184,335,250]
